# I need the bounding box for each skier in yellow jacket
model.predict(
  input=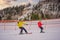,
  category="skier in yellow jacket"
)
[17,19,28,34]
